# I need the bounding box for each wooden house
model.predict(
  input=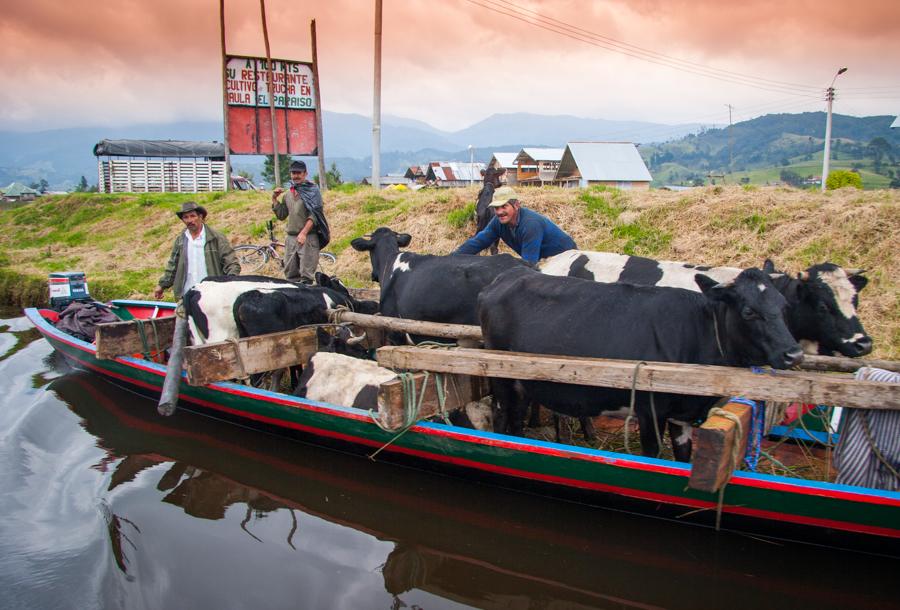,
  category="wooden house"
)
[488,152,519,185]
[513,148,565,186]
[555,142,652,190]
